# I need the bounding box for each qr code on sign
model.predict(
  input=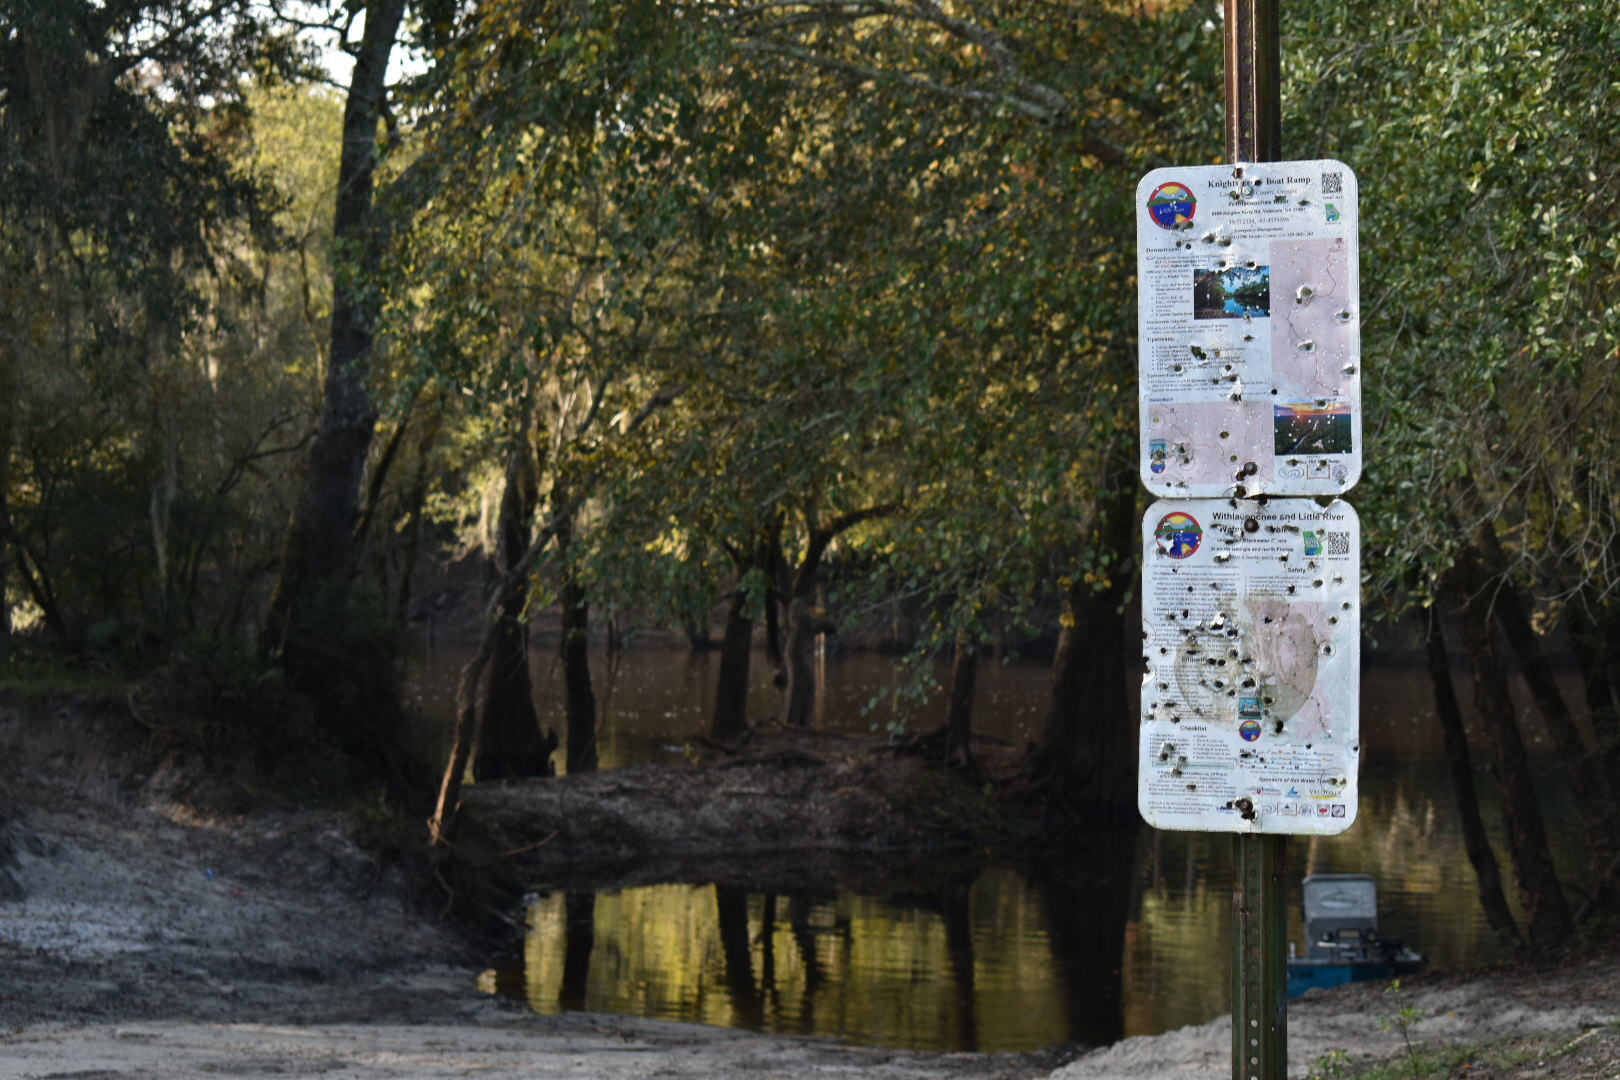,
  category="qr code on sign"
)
[1321,171,1343,194]
[1324,531,1350,556]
